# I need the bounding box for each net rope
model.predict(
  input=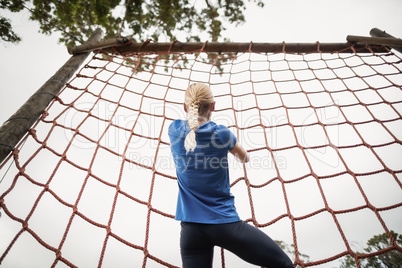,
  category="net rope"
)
[0,43,402,267]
